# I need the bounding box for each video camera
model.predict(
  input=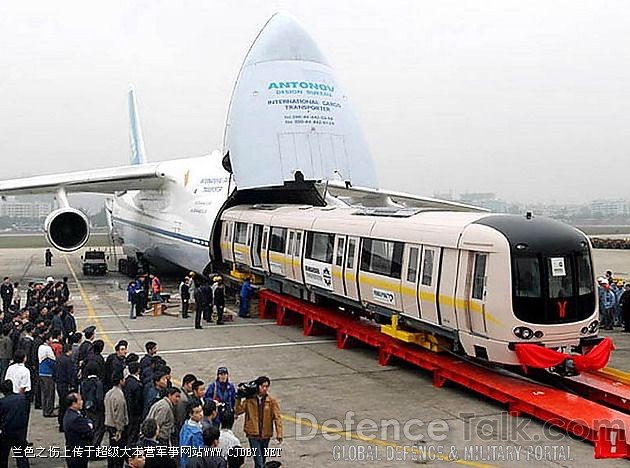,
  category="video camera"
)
[236,380,258,399]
